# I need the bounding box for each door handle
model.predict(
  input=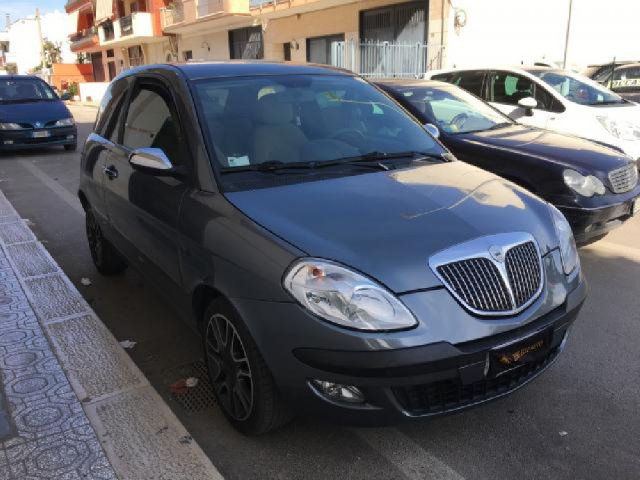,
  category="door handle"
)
[103,165,118,179]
